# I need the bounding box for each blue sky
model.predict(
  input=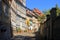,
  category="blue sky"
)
[26,0,60,11]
